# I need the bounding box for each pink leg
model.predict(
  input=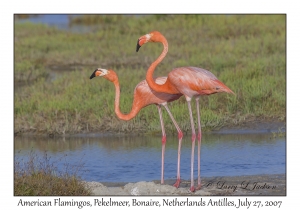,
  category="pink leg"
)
[195,97,202,190]
[186,99,196,192]
[157,105,166,184]
[162,104,183,188]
